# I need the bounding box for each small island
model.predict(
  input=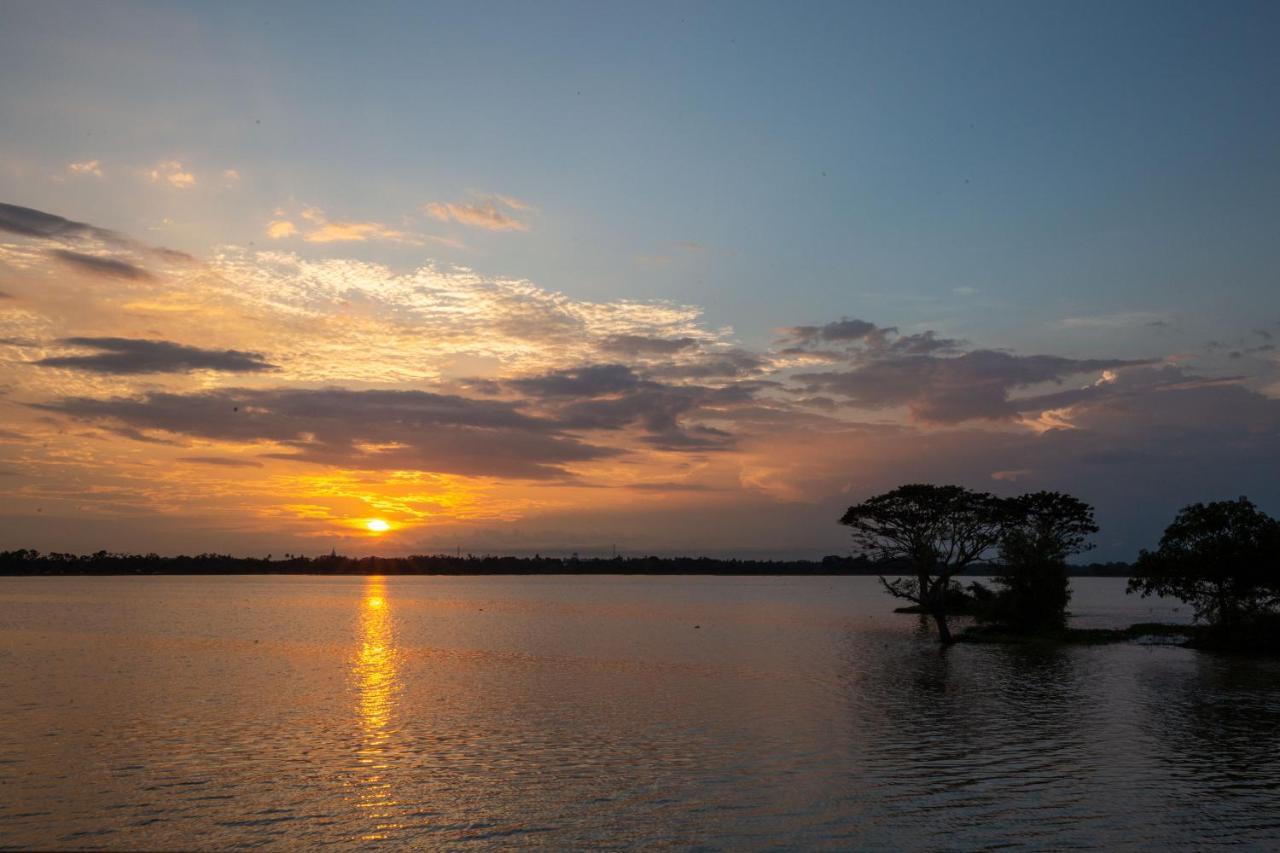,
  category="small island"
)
[842,485,1280,655]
